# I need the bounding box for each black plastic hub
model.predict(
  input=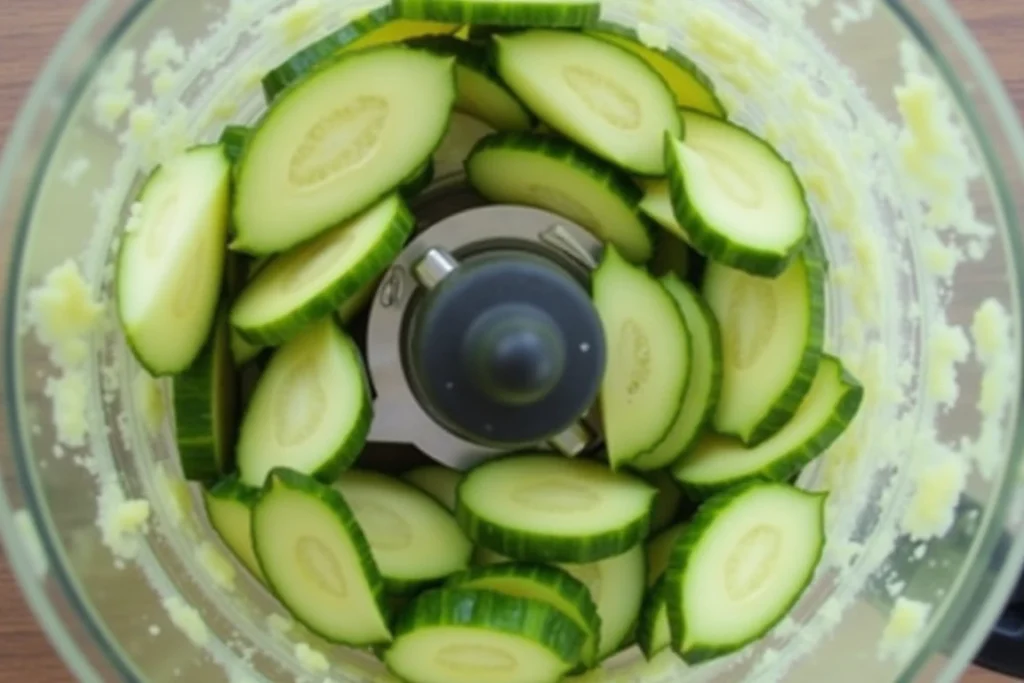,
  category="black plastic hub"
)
[408,250,605,447]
